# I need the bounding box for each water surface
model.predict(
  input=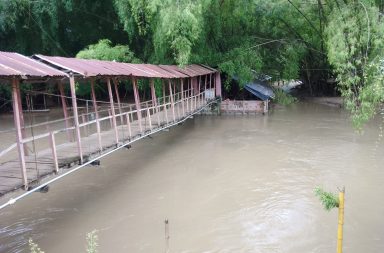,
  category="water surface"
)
[0,102,383,253]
